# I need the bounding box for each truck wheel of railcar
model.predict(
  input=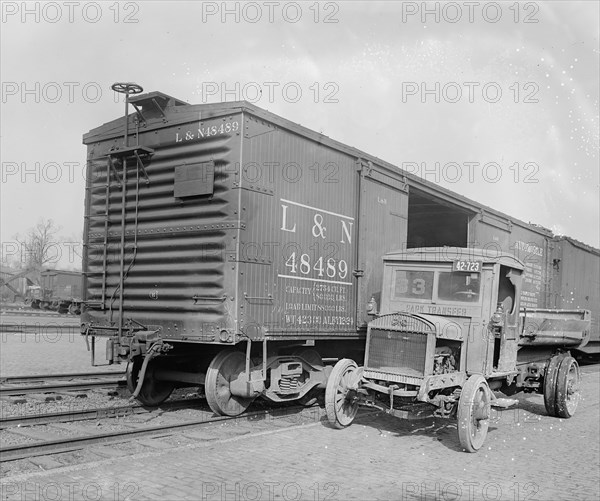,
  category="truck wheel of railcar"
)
[205,350,255,417]
[554,356,581,418]
[543,354,564,417]
[293,348,323,406]
[457,375,491,453]
[325,359,360,429]
[126,357,174,406]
